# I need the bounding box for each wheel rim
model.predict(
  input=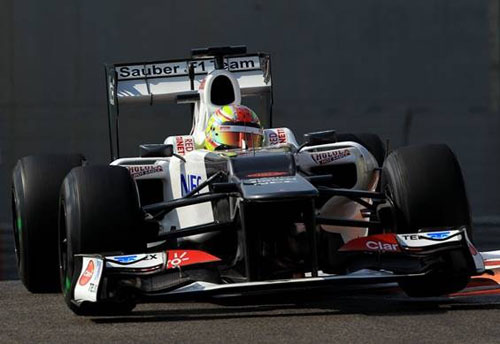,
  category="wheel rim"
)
[11,191,21,268]
[58,200,71,296]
